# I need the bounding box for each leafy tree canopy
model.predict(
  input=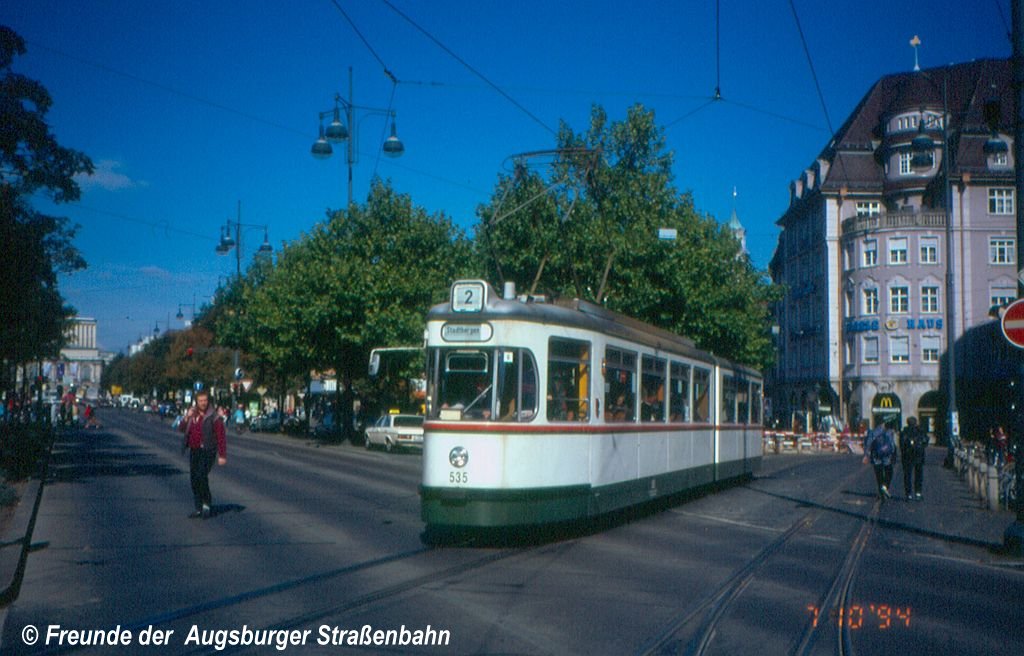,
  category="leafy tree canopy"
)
[0,26,93,388]
[212,180,476,389]
[477,103,779,370]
